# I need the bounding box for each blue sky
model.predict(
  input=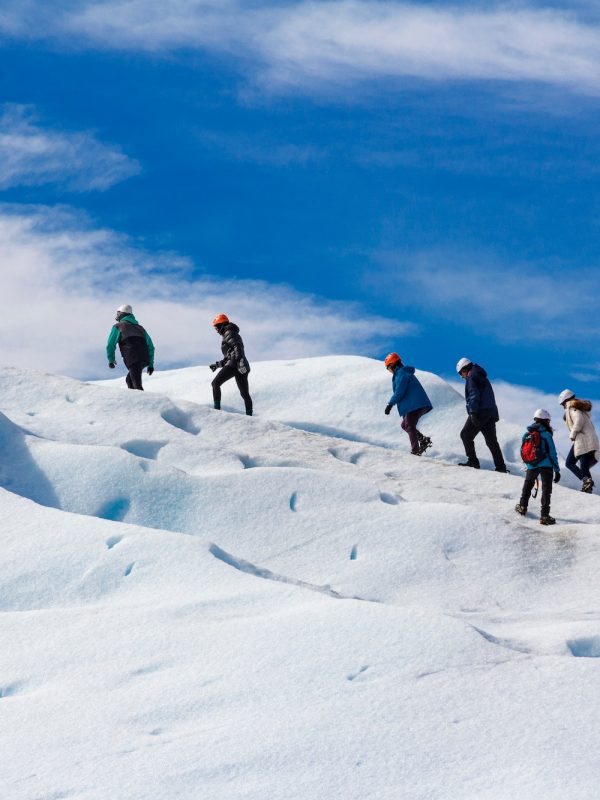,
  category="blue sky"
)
[1,0,600,399]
